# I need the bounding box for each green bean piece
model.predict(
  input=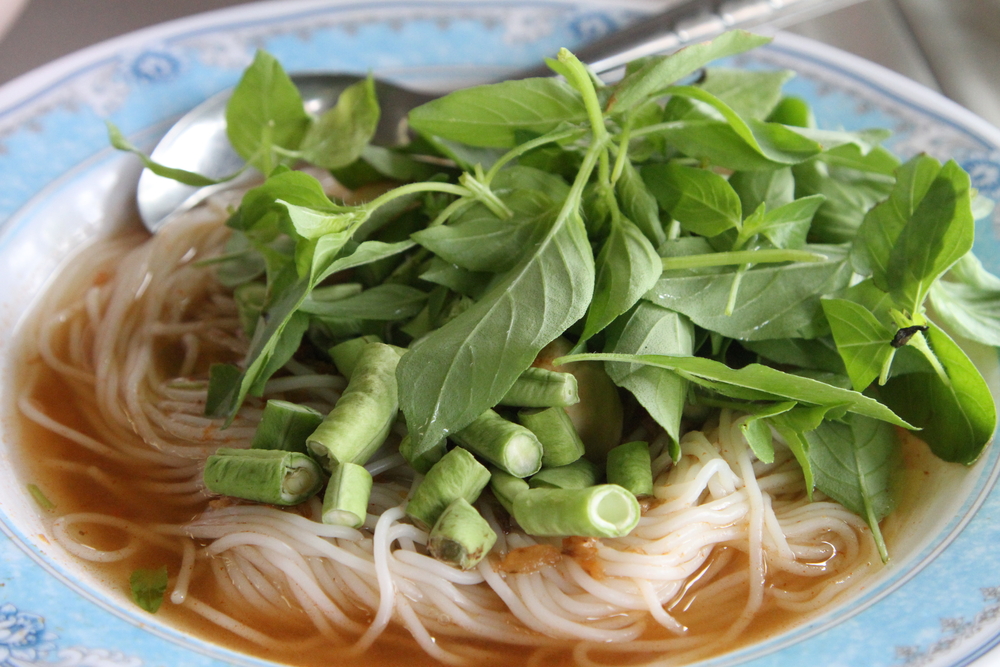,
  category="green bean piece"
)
[428,498,498,570]
[529,458,600,490]
[451,409,543,478]
[406,447,491,530]
[518,406,585,467]
[322,462,373,528]
[399,434,446,474]
[512,485,641,538]
[233,282,266,338]
[328,335,382,380]
[307,343,401,470]
[203,448,323,505]
[606,441,654,498]
[251,400,324,454]
[498,367,579,408]
[489,467,530,514]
